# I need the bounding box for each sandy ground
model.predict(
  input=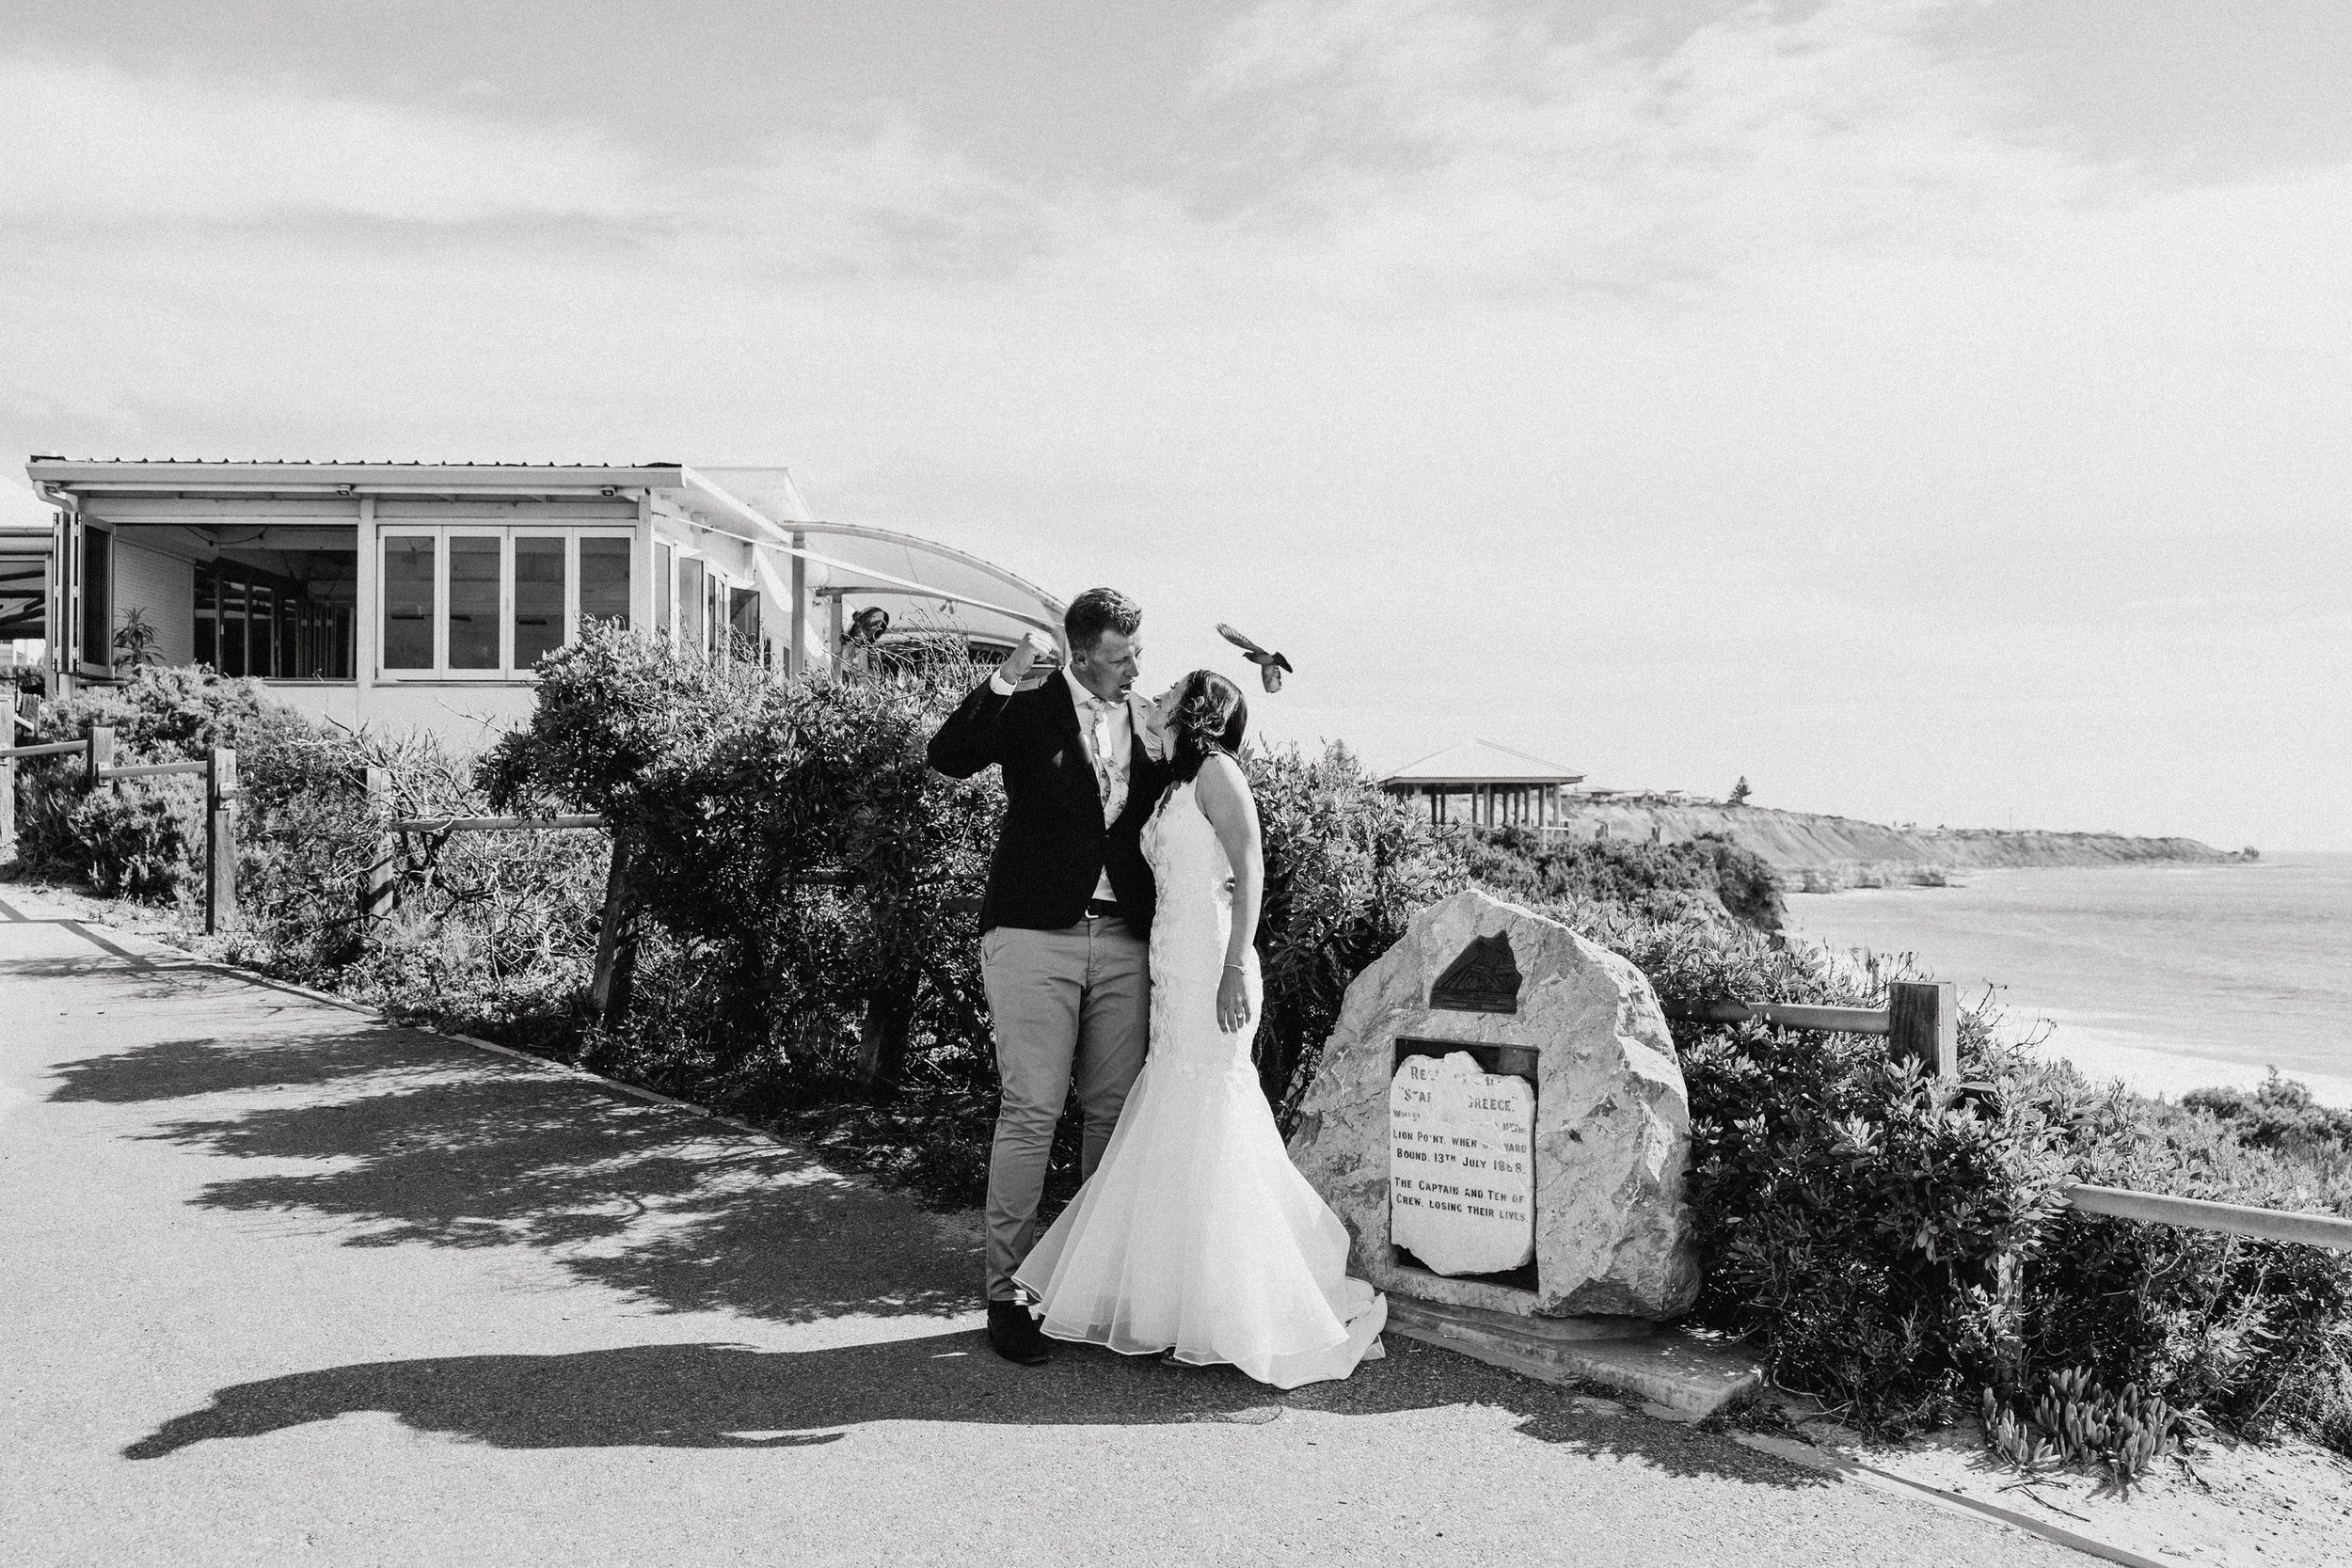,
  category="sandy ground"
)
[1756,1416,2352,1568]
